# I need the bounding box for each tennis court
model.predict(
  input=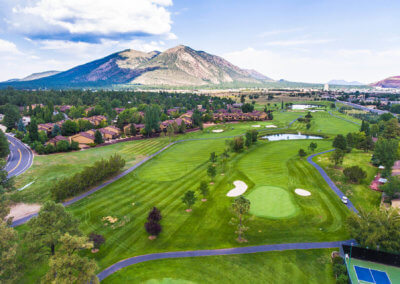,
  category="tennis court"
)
[346,258,400,284]
[354,266,391,284]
